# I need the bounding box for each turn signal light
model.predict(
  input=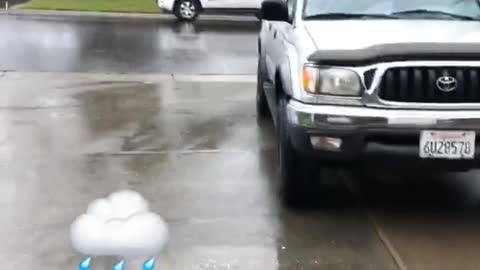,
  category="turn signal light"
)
[310,136,342,151]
